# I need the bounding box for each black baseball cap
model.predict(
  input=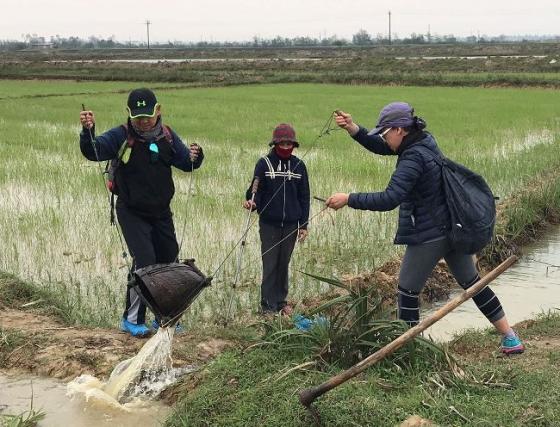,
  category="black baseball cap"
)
[127,88,159,118]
